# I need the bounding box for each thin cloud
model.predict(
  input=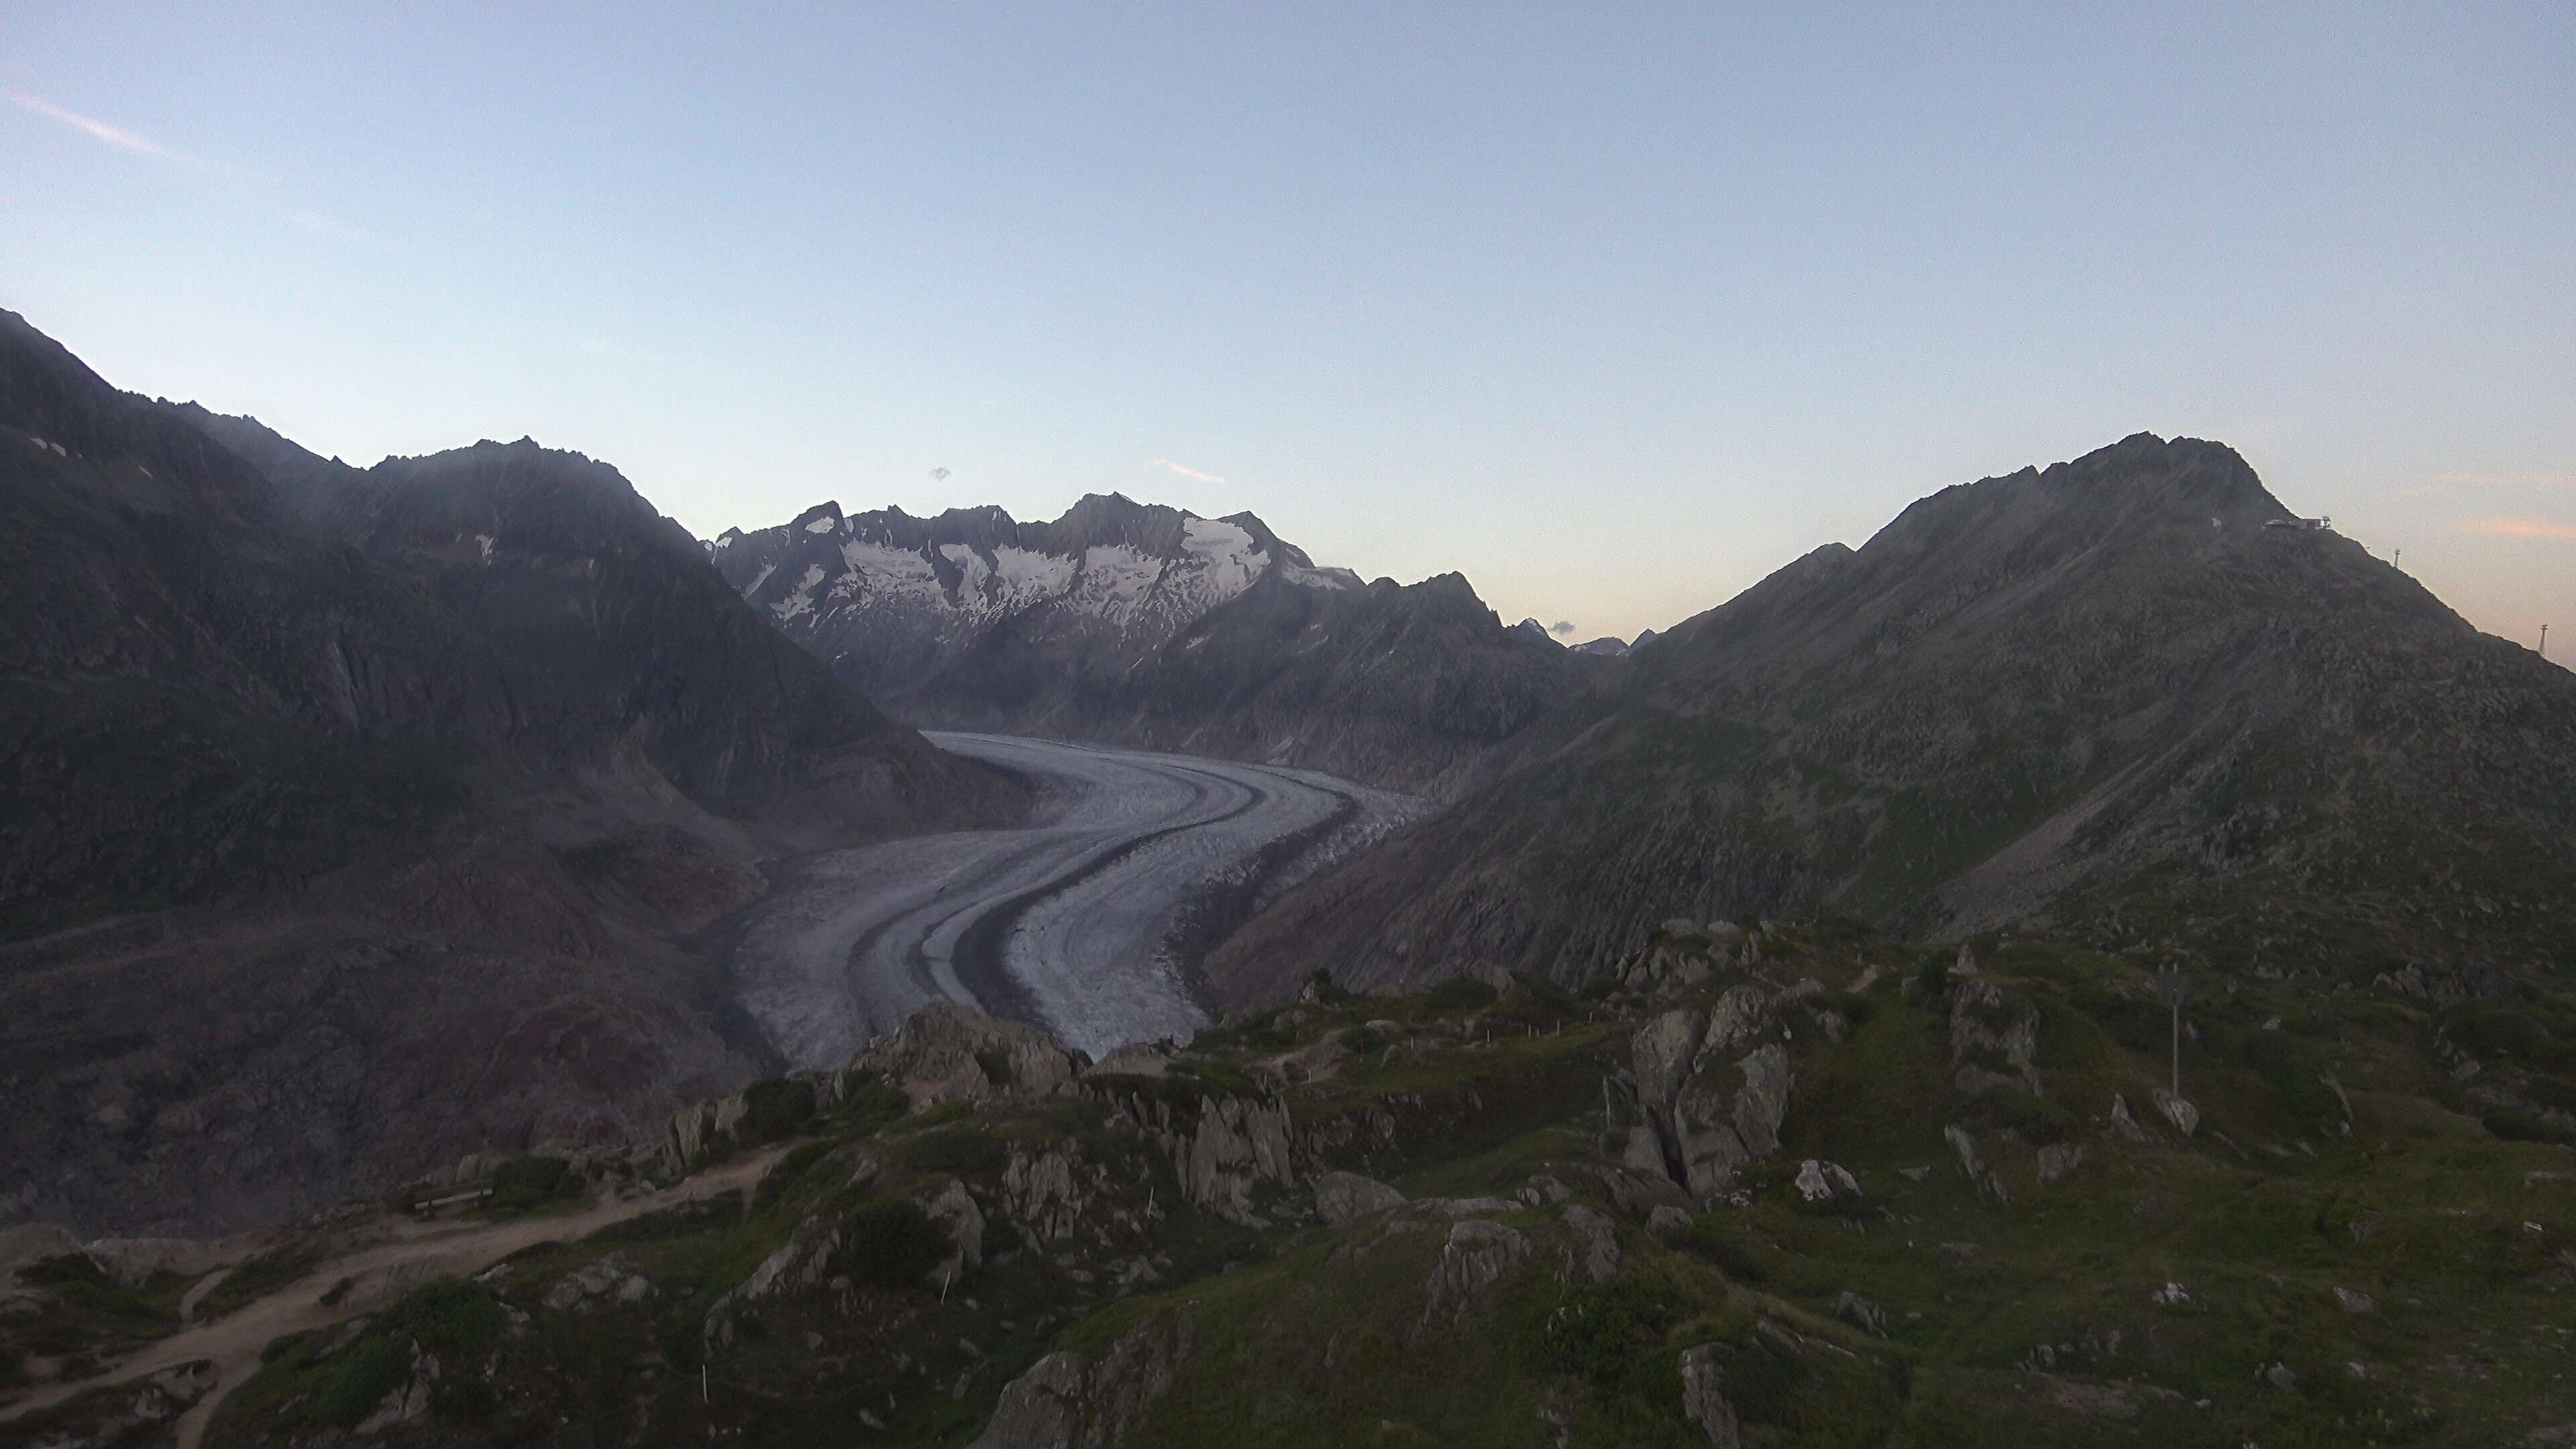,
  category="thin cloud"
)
[1550,621,1576,636]
[7,90,201,167]
[2453,517,2576,540]
[1151,458,1227,486]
